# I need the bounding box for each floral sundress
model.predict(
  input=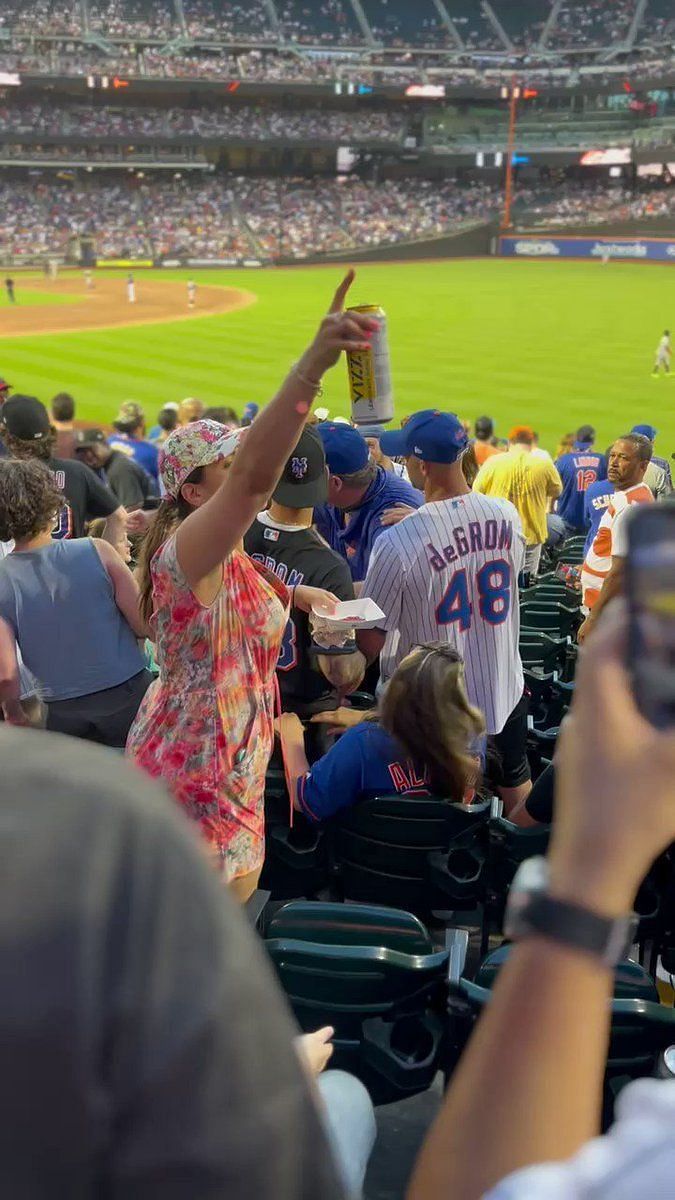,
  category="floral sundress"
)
[126,535,288,880]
